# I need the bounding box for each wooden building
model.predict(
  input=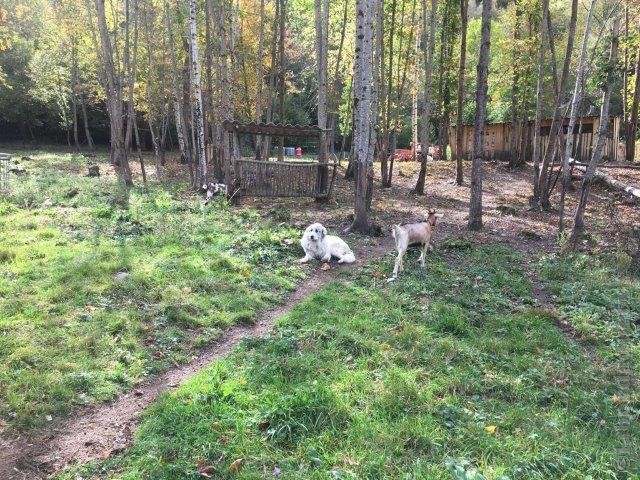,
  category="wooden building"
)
[448,116,622,163]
